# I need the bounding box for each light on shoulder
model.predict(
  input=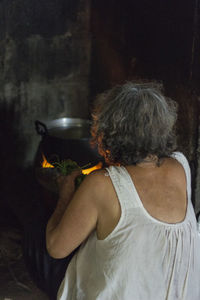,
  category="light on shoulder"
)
[171,158,187,184]
[76,169,109,198]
